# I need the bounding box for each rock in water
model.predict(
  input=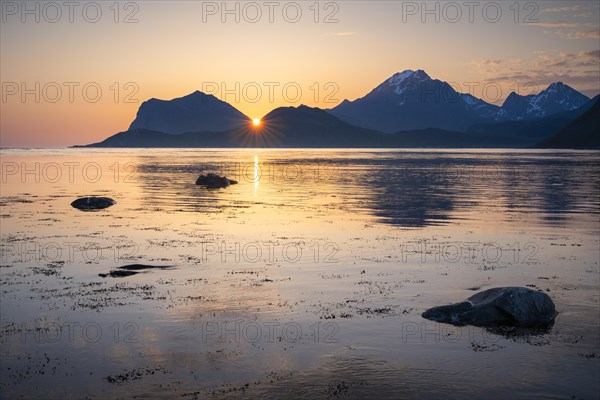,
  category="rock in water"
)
[117,264,172,271]
[98,270,139,278]
[71,197,116,211]
[98,264,173,278]
[195,173,238,189]
[422,287,557,328]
